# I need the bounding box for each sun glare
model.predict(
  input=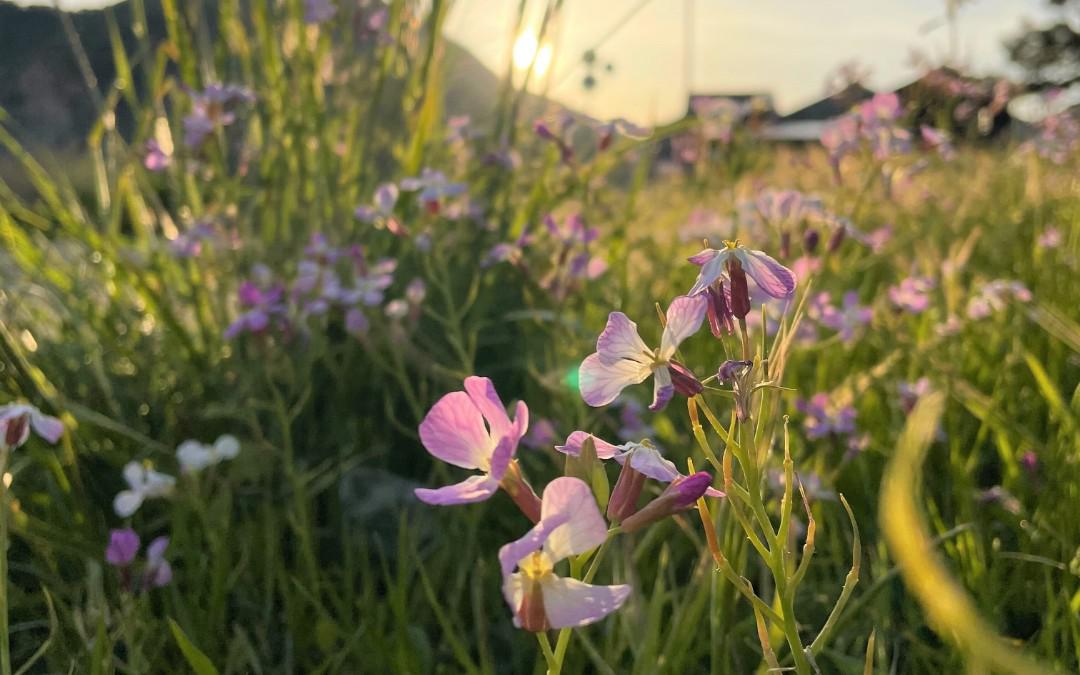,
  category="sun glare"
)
[512,31,552,77]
